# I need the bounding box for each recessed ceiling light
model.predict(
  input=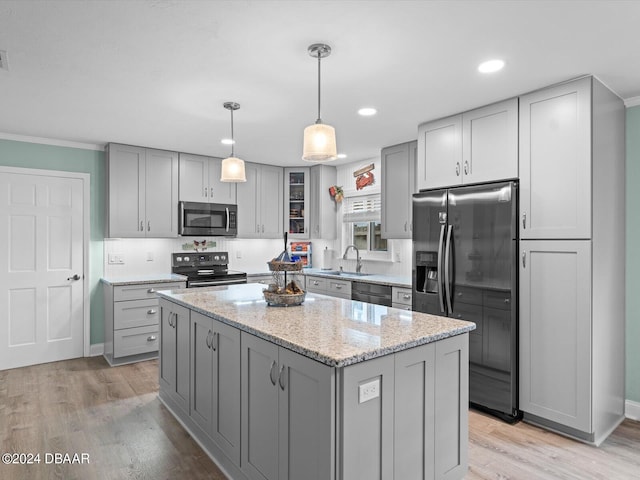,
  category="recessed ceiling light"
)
[358,107,377,116]
[478,59,505,74]
[336,153,347,159]
[221,138,235,145]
